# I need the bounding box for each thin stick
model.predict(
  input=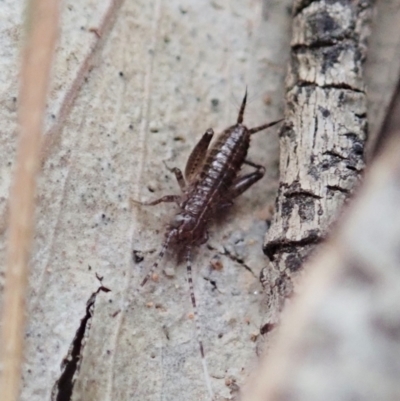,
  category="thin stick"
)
[0,2,60,401]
